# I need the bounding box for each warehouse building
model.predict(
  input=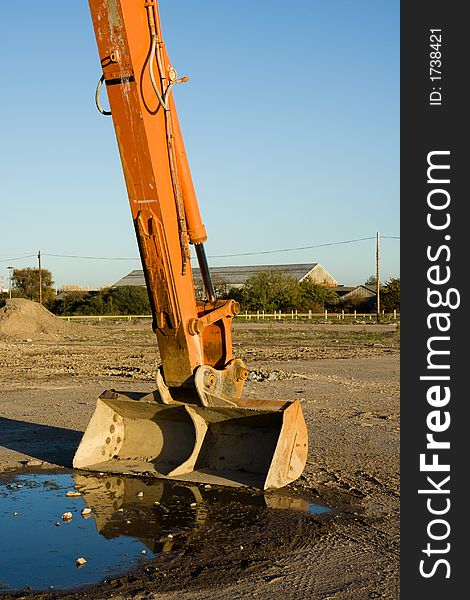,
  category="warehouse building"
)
[114,263,337,289]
